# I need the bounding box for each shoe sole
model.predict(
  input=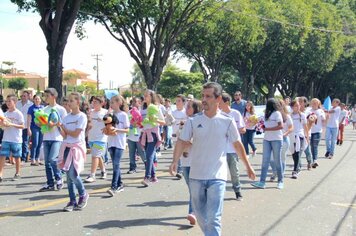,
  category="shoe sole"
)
[251,183,265,189]
[107,190,114,197]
